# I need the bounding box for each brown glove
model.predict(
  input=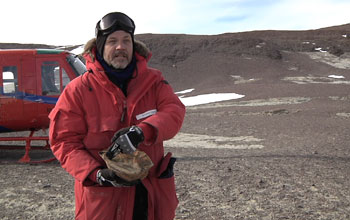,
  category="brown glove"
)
[99,149,154,182]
